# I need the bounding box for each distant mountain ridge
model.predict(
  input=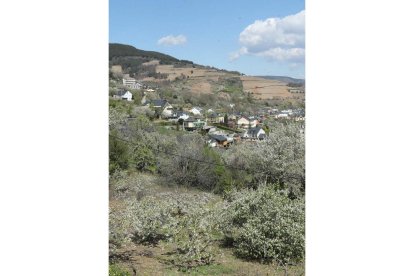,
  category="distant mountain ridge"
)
[109,43,193,65]
[255,76,305,84]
